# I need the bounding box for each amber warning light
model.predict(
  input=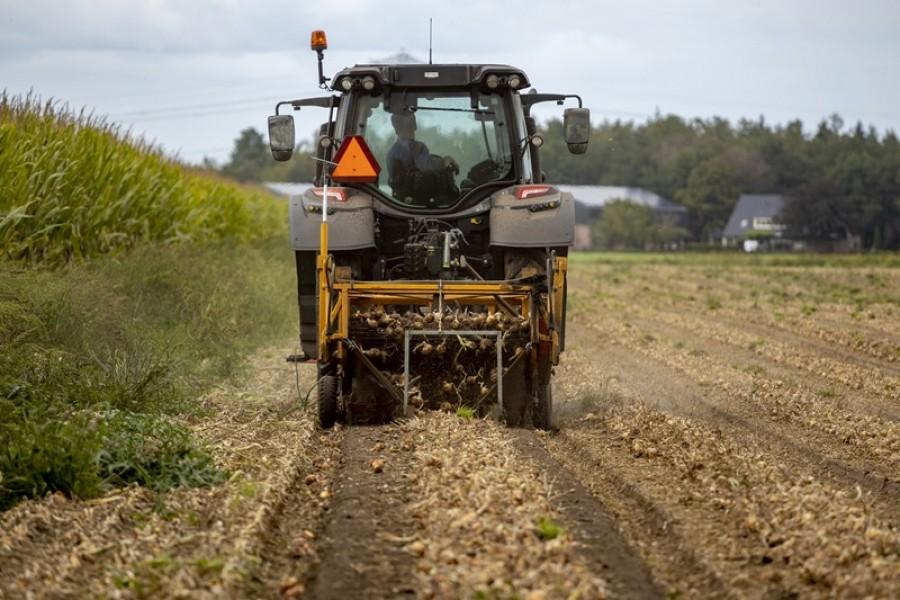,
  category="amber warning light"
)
[310,30,328,51]
[330,136,381,184]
